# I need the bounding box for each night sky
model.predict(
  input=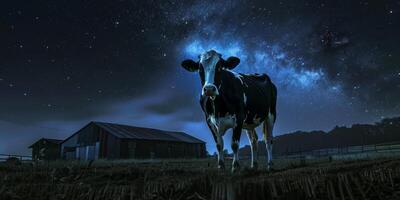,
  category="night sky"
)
[1,0,399,155]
